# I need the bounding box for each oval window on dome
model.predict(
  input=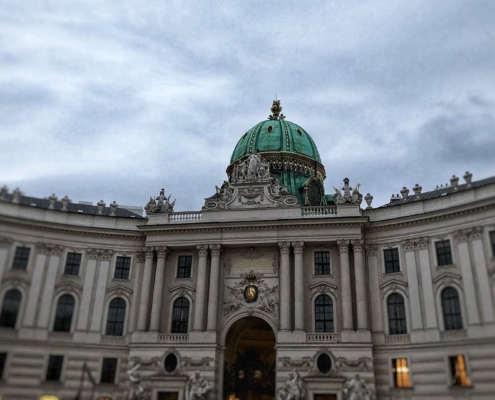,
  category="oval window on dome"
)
[307,180,322,206]
[164,353,178,373]
[266,125,275,133]
[297,128,303,135]
[317,353,332,374]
